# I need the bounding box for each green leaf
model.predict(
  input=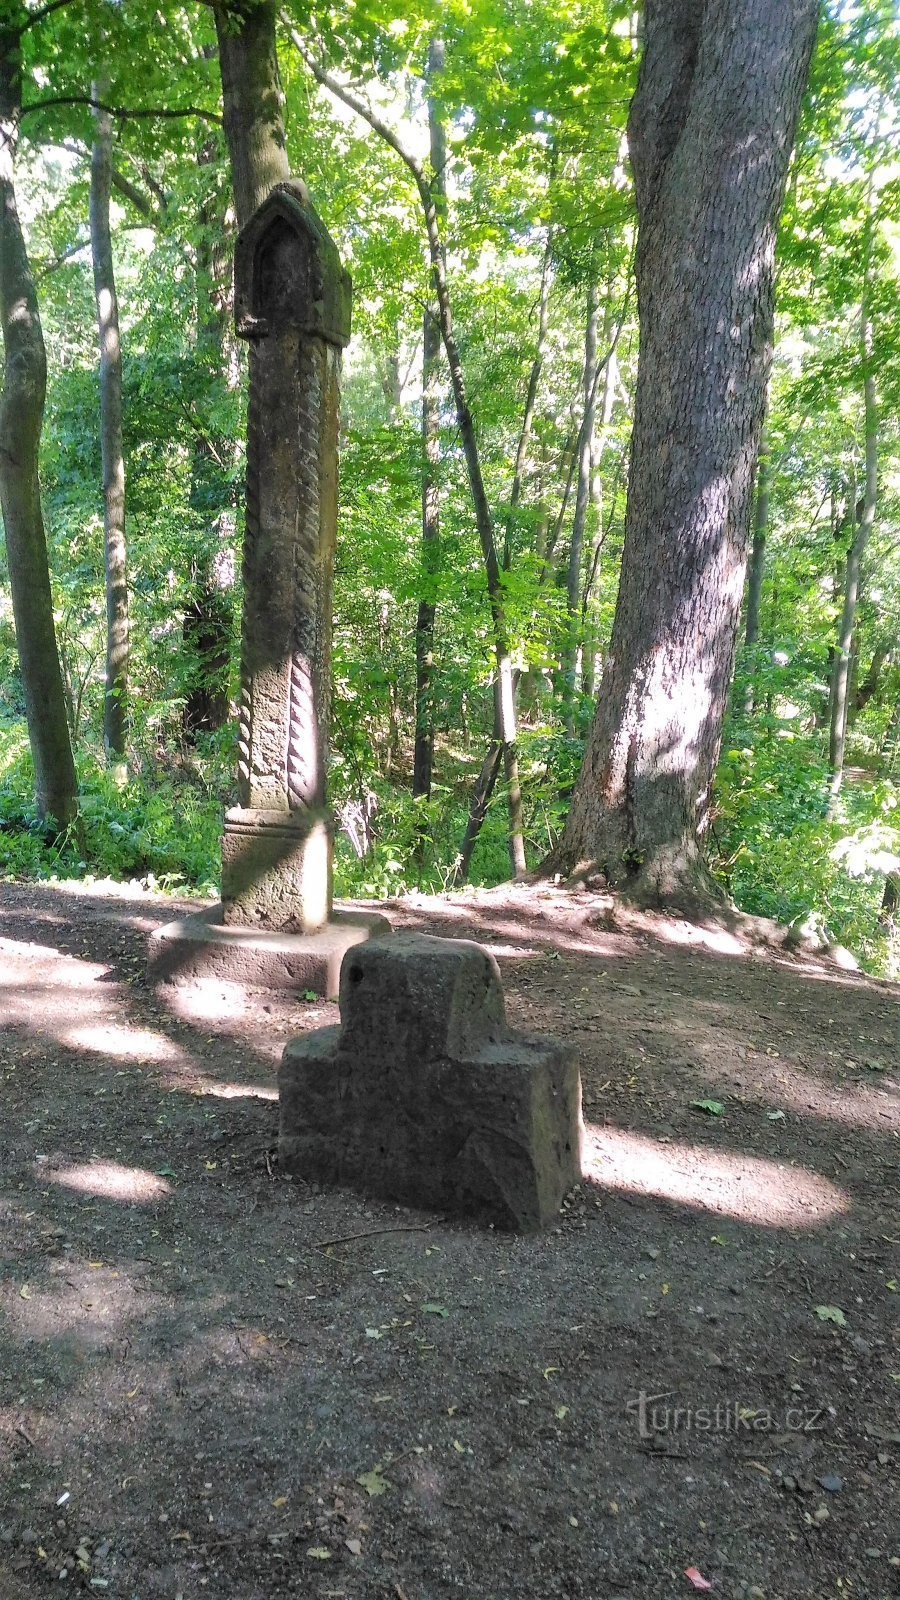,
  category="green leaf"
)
[815,1304,846,1326]
[356,1467,390,1497]
[691,1099,725,1117]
